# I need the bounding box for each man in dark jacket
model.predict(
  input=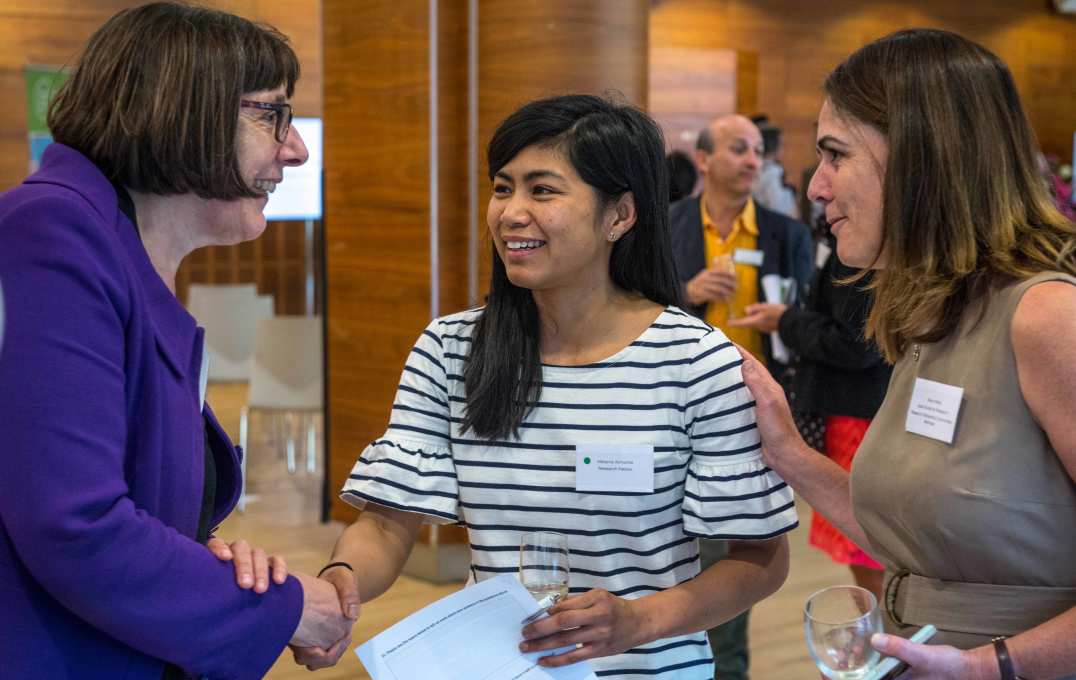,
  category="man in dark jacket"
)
[670,114,812,680]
